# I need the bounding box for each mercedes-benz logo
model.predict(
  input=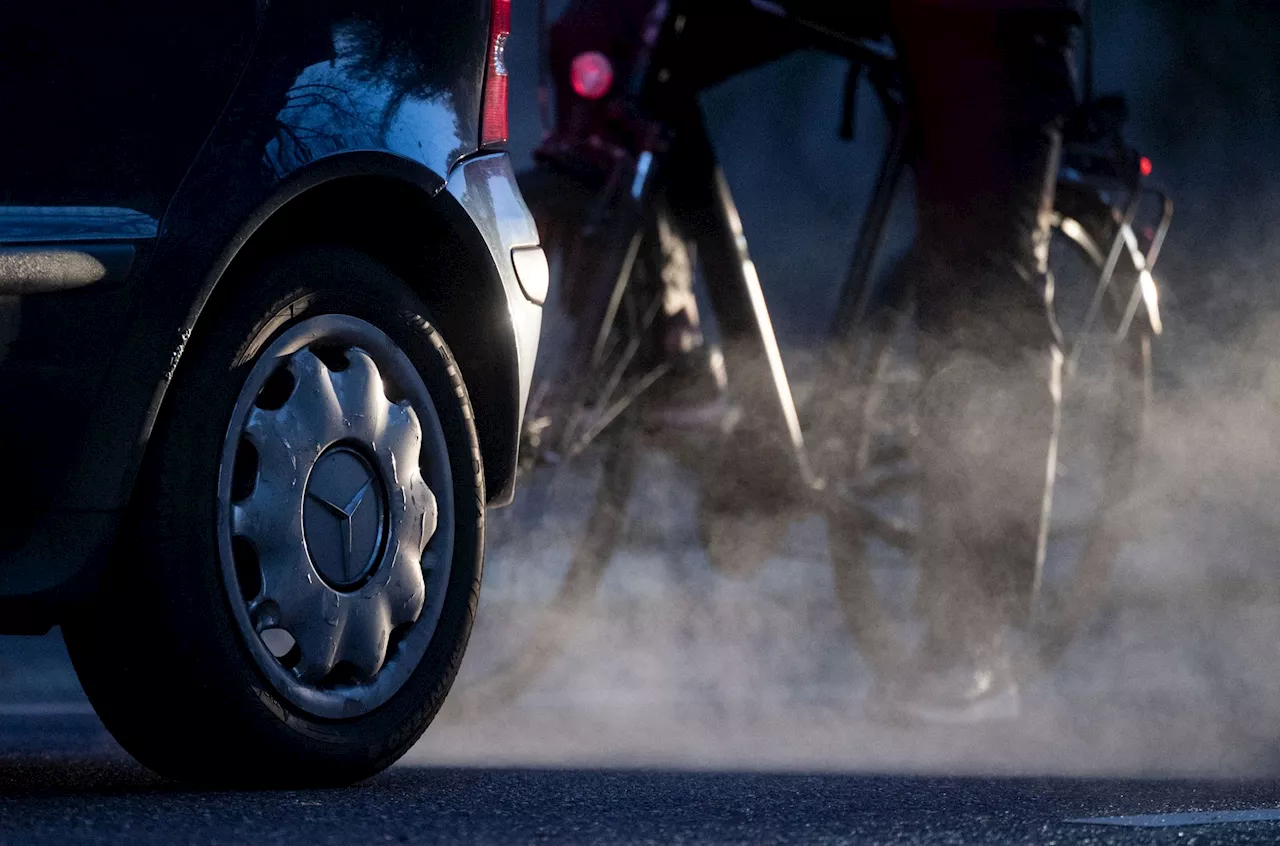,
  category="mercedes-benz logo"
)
[302,446,387,590]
